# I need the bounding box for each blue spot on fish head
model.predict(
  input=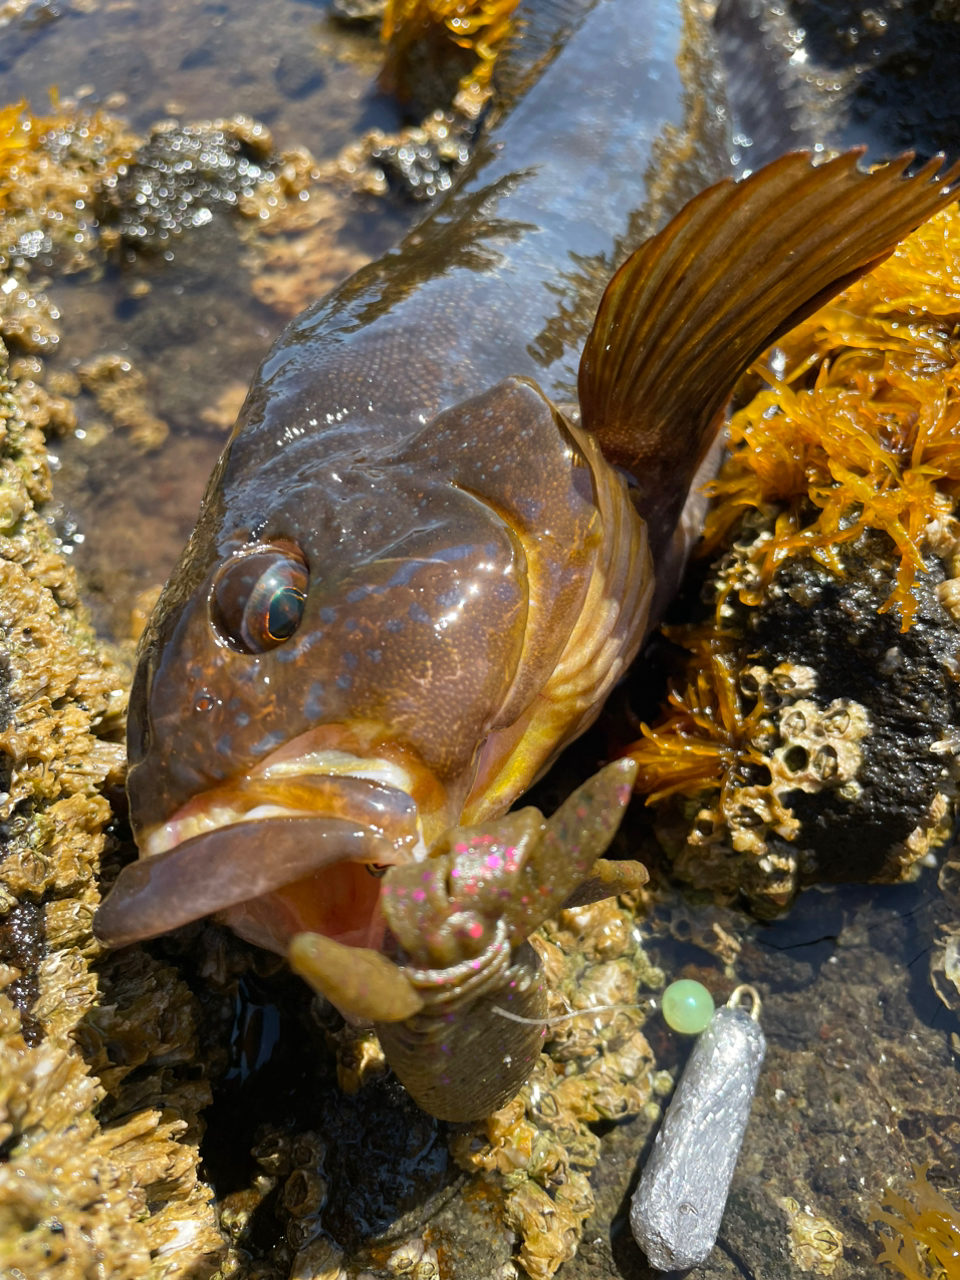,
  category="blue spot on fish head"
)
[305,681,326,719]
